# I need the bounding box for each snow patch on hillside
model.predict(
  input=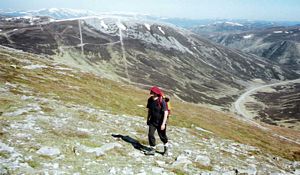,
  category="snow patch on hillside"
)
[144,23,151,31]
[117,21,126,30]
[243,34,253,39]
[225,21,244,26]
[84,18,119,35]
[101,20,108,29]
[158,26,165,35]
